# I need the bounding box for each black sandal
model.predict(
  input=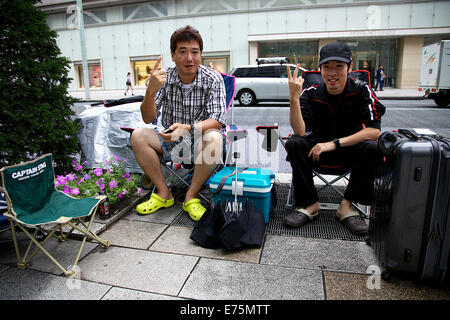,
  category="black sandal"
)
[284,208,318,228]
